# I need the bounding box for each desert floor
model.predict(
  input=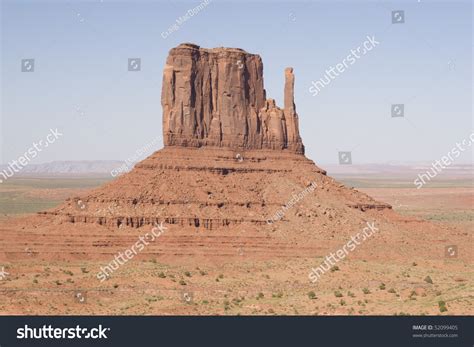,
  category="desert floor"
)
[0,175,472,315]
